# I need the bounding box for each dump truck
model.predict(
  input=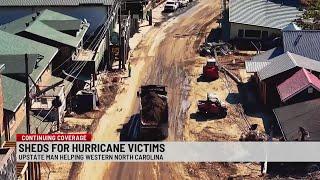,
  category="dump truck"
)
[137,85,169,139]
